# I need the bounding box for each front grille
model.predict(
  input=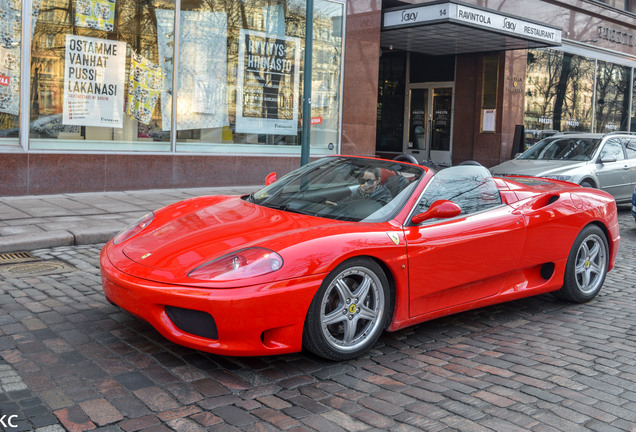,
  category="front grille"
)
[165,306,218,340]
